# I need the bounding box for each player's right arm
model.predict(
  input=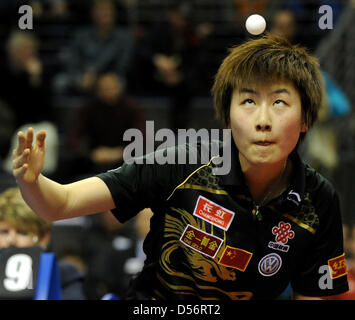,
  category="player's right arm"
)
[12,128,115,221]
